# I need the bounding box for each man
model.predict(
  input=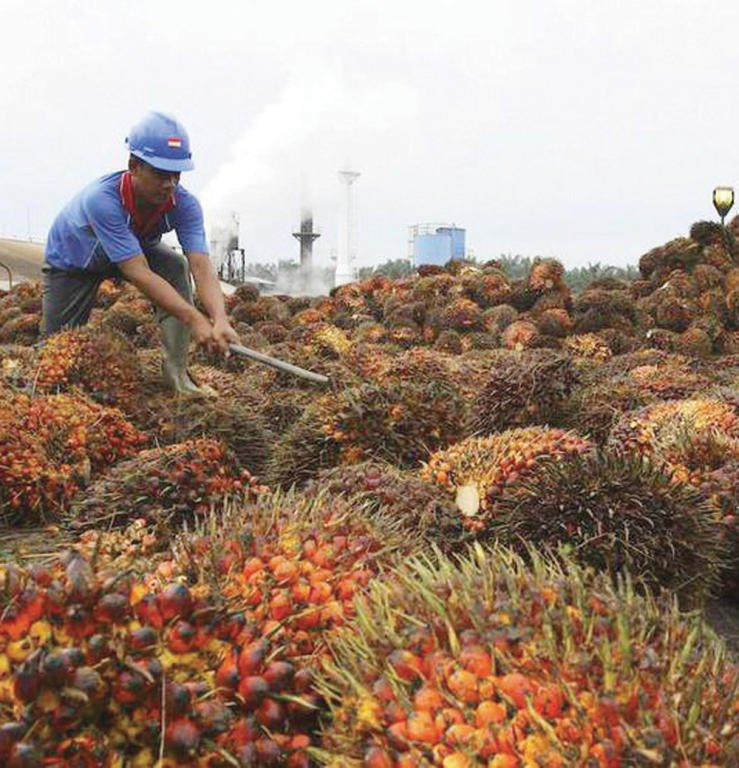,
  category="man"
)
[42,110,239,394]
